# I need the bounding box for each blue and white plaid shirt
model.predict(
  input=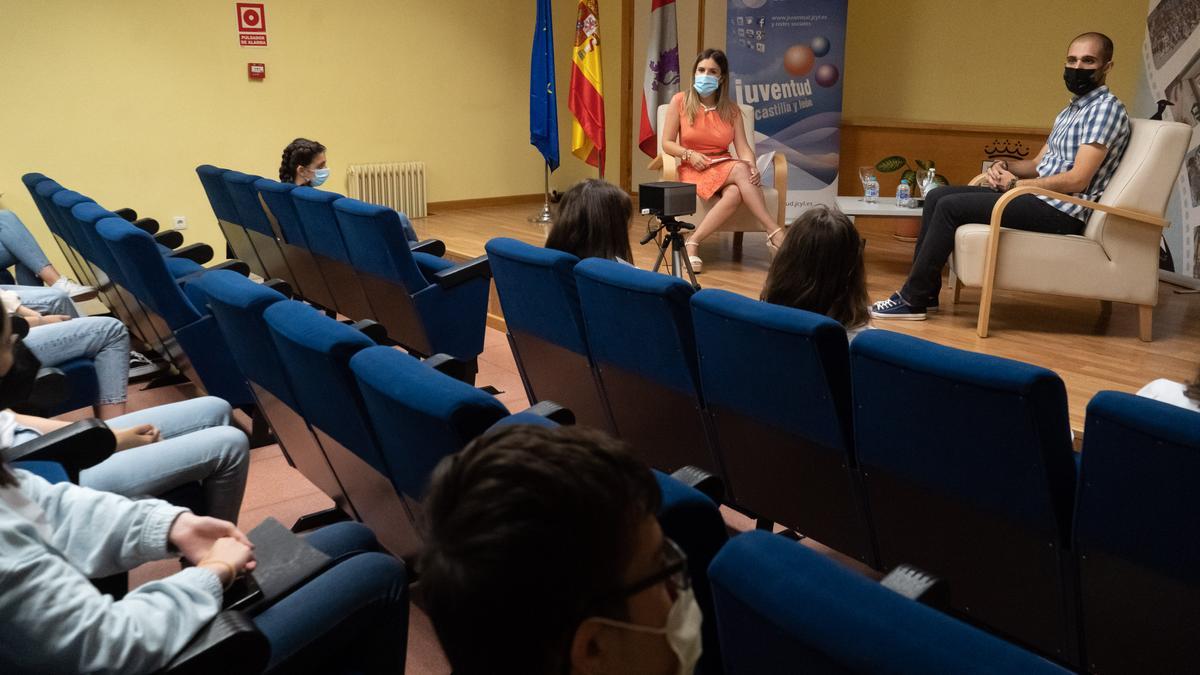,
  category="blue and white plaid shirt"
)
[1036,85,1130,222]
